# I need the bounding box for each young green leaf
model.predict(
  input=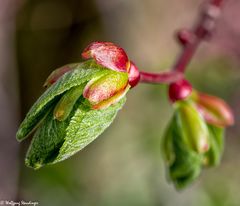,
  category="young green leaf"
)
[54,97,126,163]
[53,85,85,121]
[16,60,111,141]
[25,97,126,169]
[43,63,77,88]
[167,115,203,189]
[175,101,210,154]
[162,119,175,166]
[204,125,224,166]
[25,101,79,169]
